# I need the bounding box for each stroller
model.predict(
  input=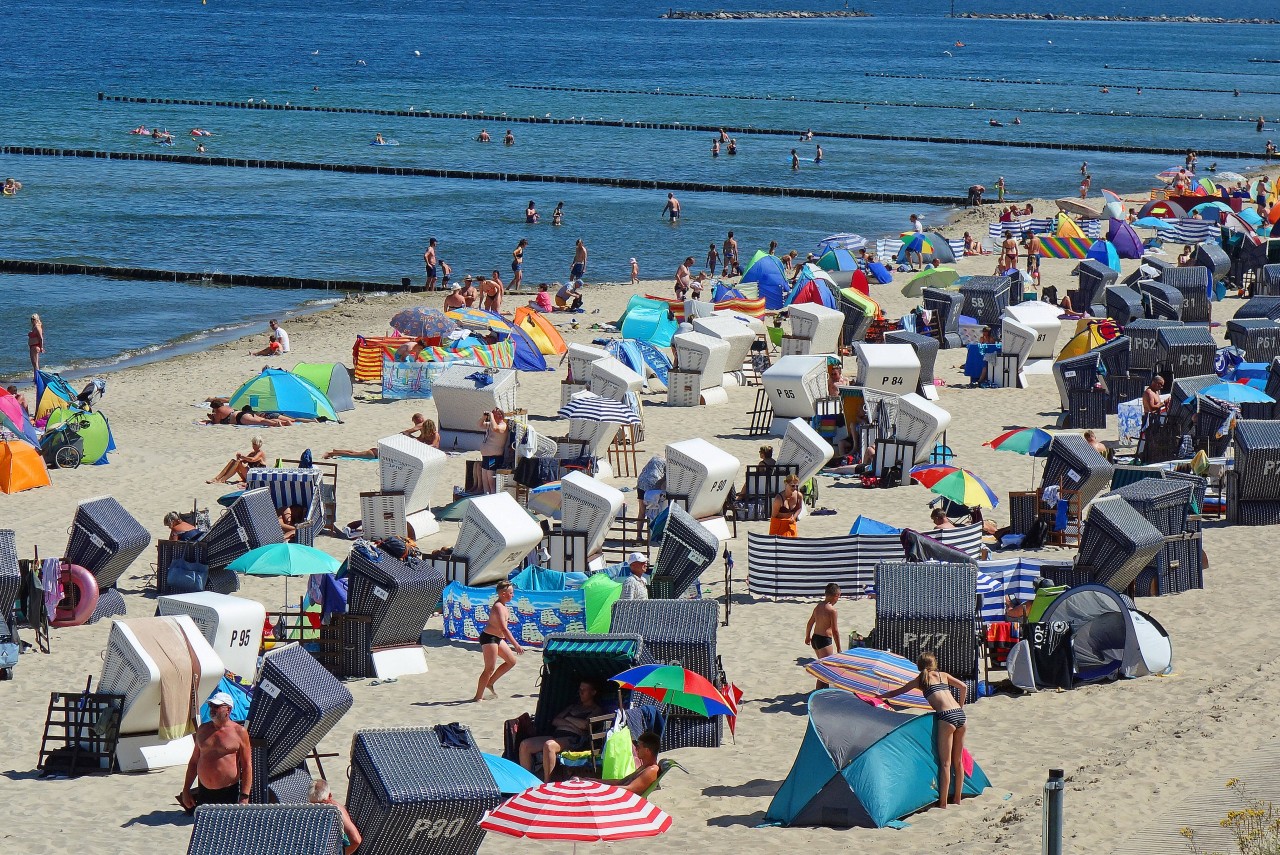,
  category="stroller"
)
[40,410,92,469]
